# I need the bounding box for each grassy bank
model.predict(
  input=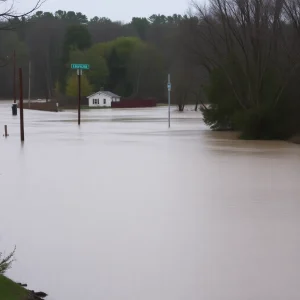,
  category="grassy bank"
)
[0,275,28,300]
